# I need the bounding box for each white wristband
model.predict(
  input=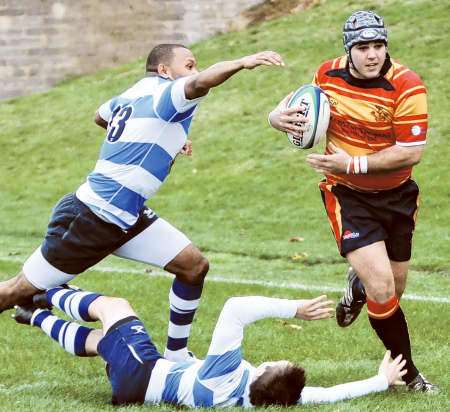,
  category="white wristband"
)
[360,155,368,174]
[354,156,360,174]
